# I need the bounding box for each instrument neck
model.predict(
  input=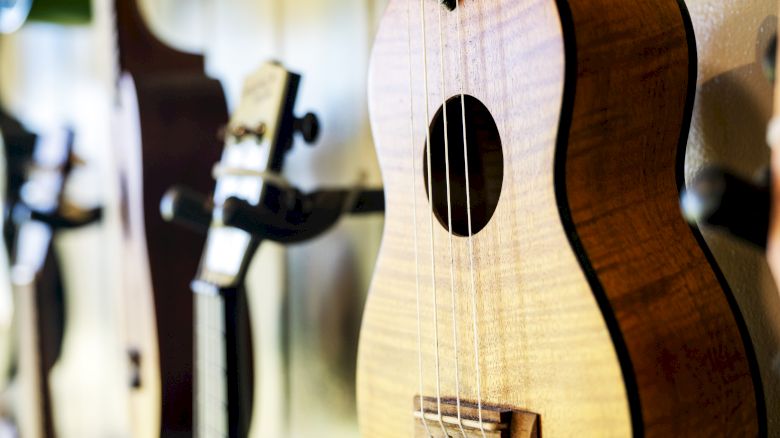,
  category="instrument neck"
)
[194,285,249,438]
[12,225,59,438]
